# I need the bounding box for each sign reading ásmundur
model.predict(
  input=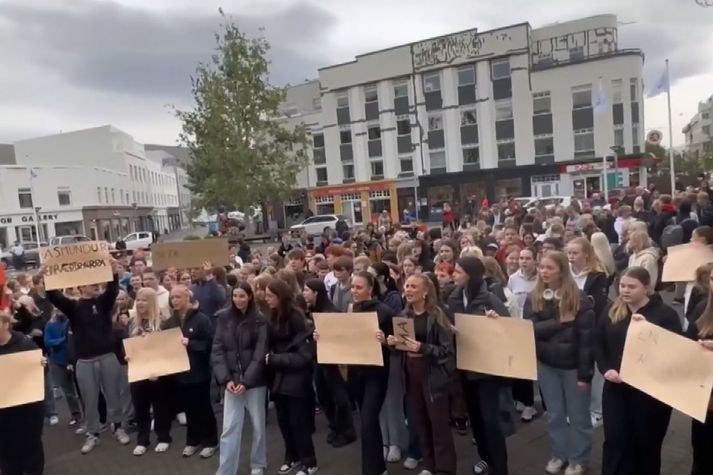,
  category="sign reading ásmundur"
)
[41,241,113,290]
